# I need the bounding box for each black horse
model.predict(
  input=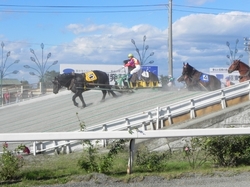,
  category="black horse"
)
[177,62,221,91]
[52,70,117,108]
